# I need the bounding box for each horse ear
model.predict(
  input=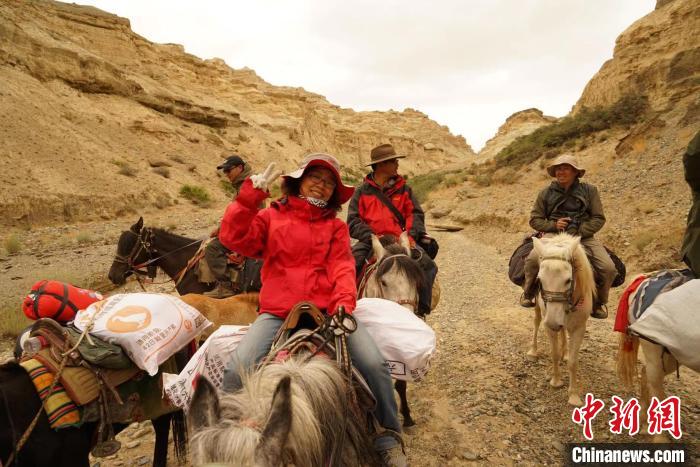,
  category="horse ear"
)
[255,376,292,466]
[399,231,411,255]
[371,234,385,261]
[131,217,144,233]
[187,376,221,430]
